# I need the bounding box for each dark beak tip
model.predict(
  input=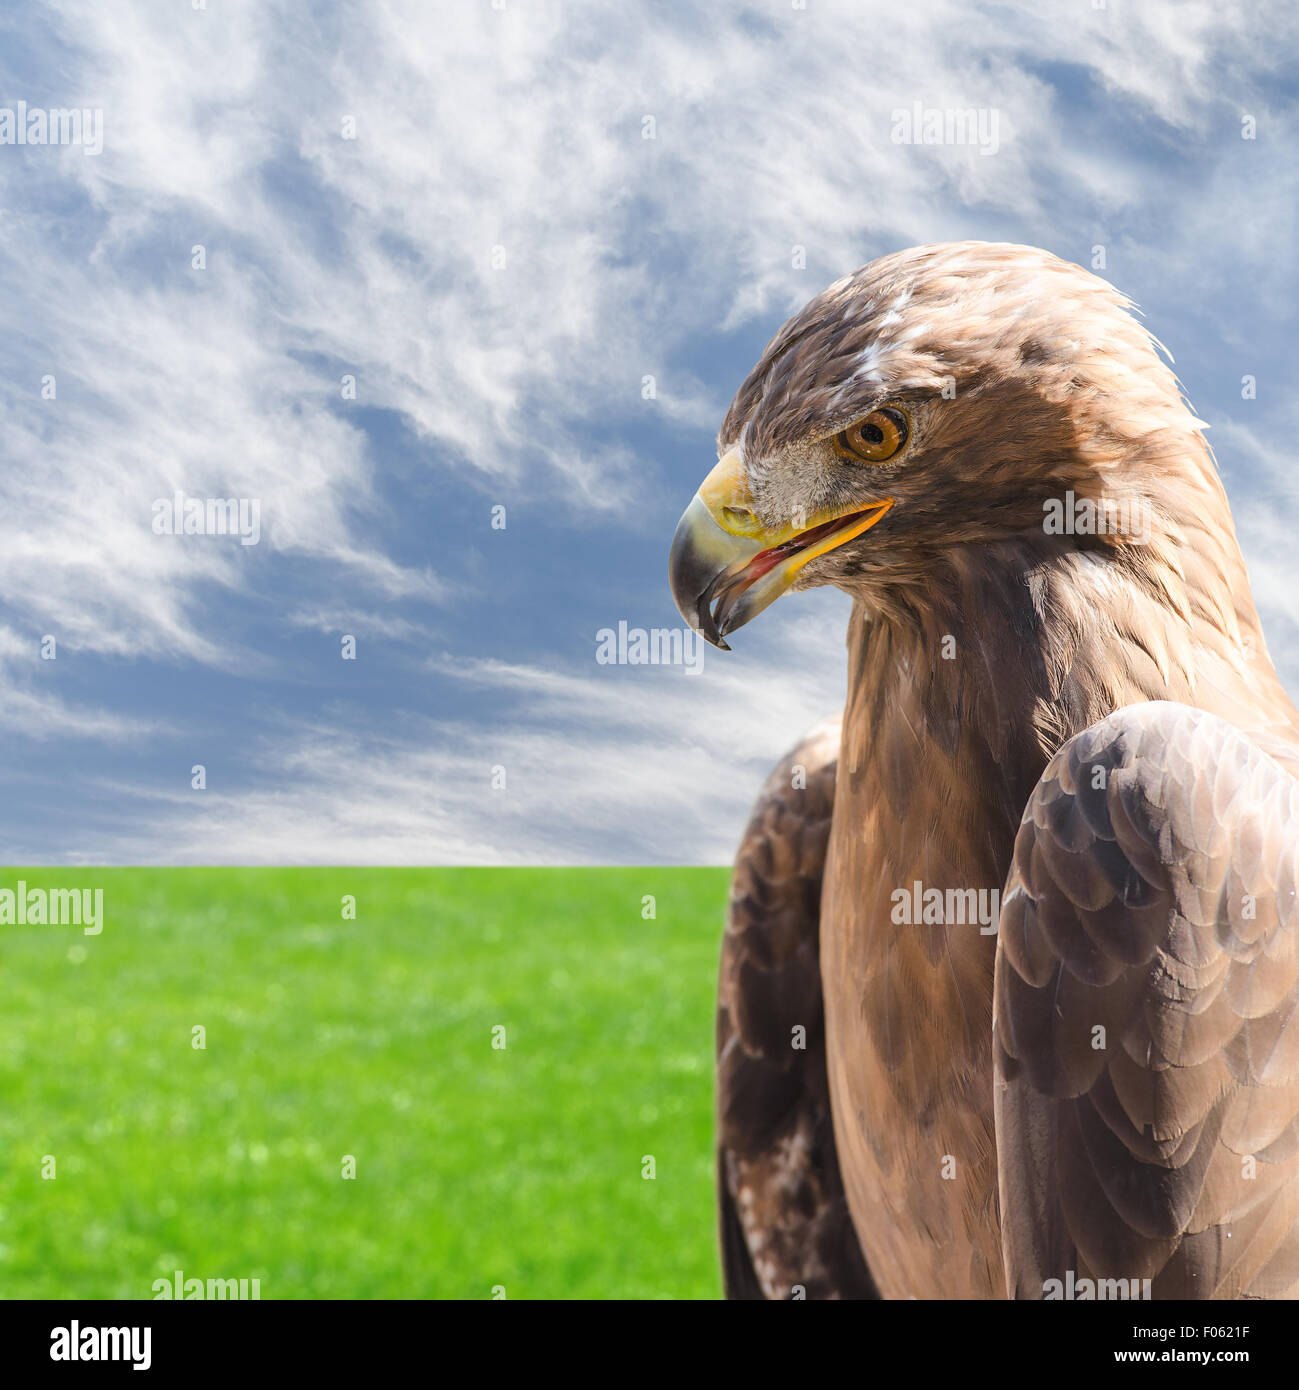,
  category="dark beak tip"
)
[681,619,729,651]
[669,494,751,653]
